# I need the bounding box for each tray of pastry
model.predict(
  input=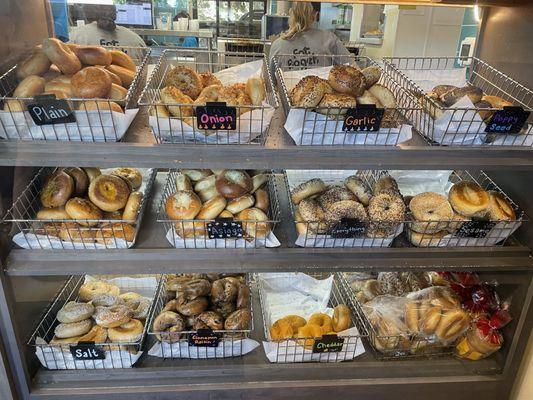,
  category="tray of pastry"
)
[339,271,469,360]
[383,56,533,146]
[272,53,419,146]
[285,170,406,247]
[147,273,255,359]
[2,167,155,249]
[0,39,150,141]
[156,169,281,248]
[28,274,161,369]
[259,272,366,363]
[138,48,278,144]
